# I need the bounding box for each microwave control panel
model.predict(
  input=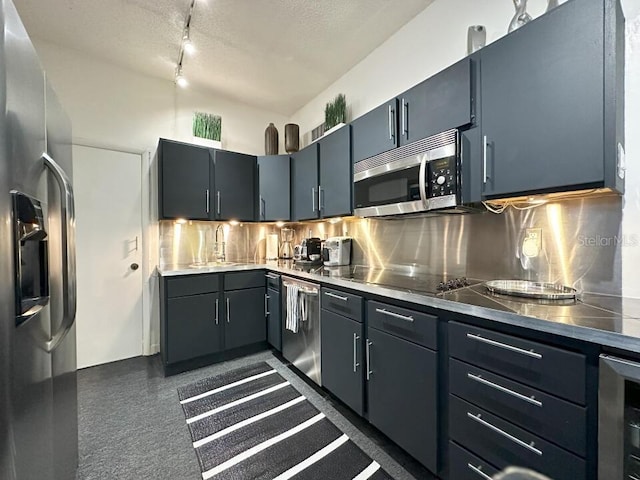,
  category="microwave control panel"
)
[428,156,457,198]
